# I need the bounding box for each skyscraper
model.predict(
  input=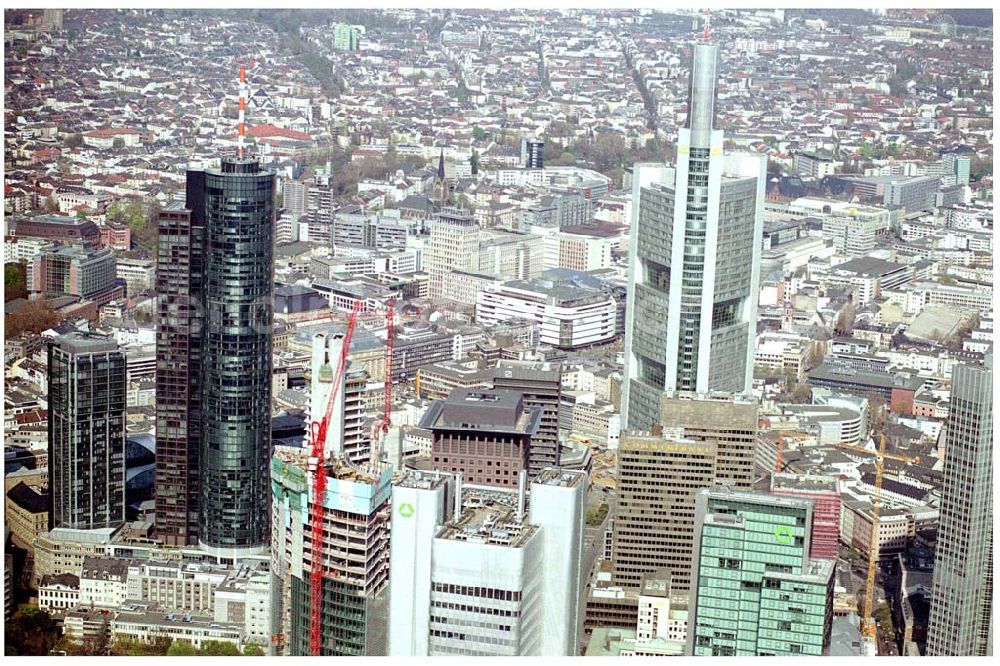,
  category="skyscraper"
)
[155,202,204,546]
[388,468,586,656]
[492,360,562,476]
[686,488,834,656]
[48,332,126,531]
[926,355,993,656]
[622,42,765,431]
[155,156,275,555]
